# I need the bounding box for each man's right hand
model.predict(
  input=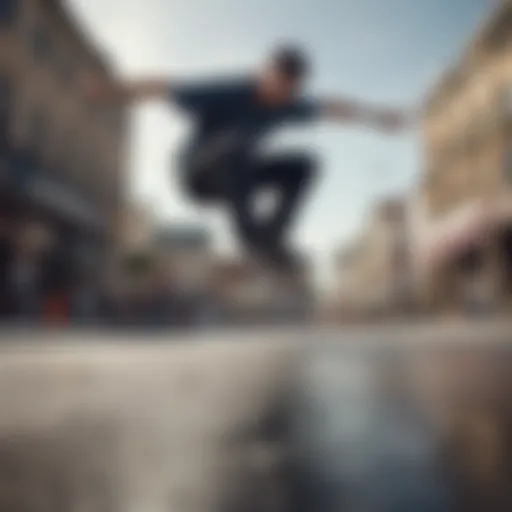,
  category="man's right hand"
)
[373,108,416,133]
[322,98,416,134]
